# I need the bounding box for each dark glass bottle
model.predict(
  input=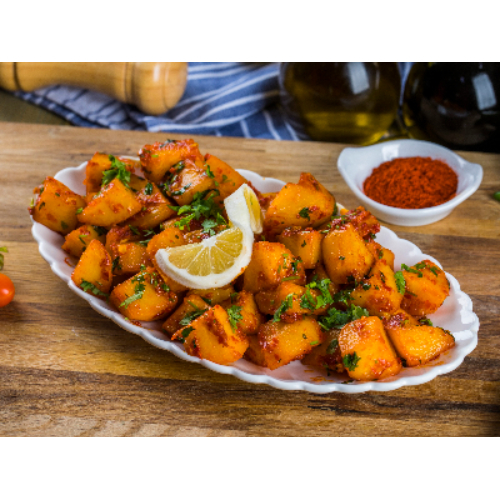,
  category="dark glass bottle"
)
[279,62,401,144]
[403,63,500,152]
